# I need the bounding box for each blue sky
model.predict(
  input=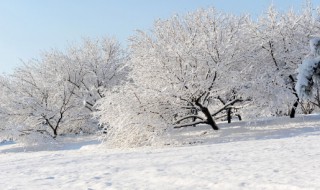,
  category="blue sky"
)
[0,0,316,73]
